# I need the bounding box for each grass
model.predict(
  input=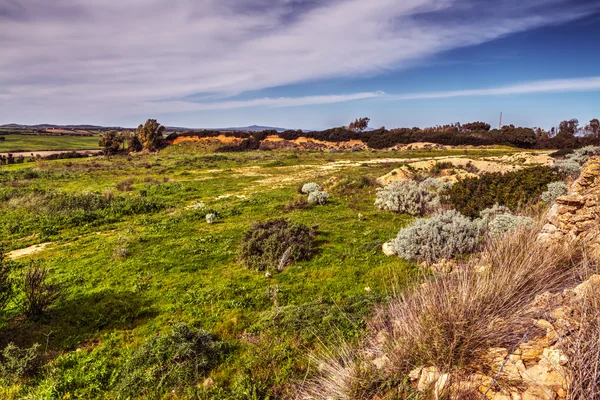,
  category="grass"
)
[0,134,100,152]
[0,144,529,398]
